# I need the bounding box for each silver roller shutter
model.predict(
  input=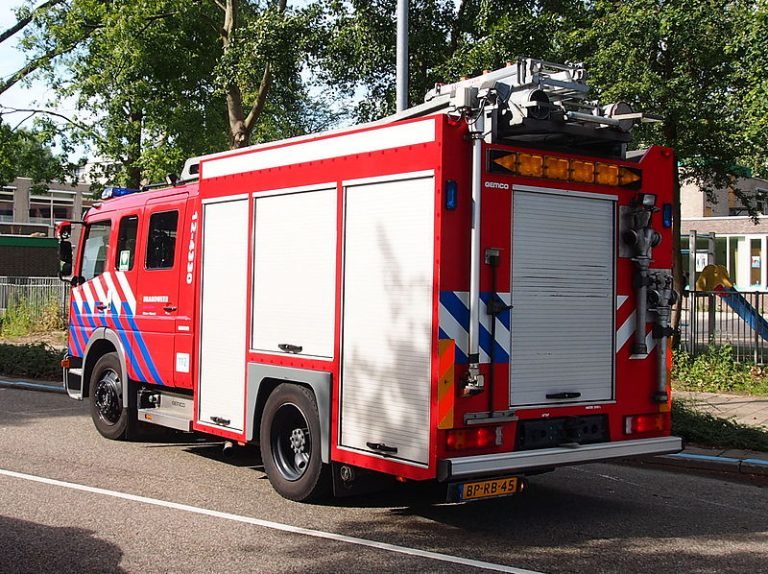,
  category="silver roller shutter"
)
[509,188,616,407]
